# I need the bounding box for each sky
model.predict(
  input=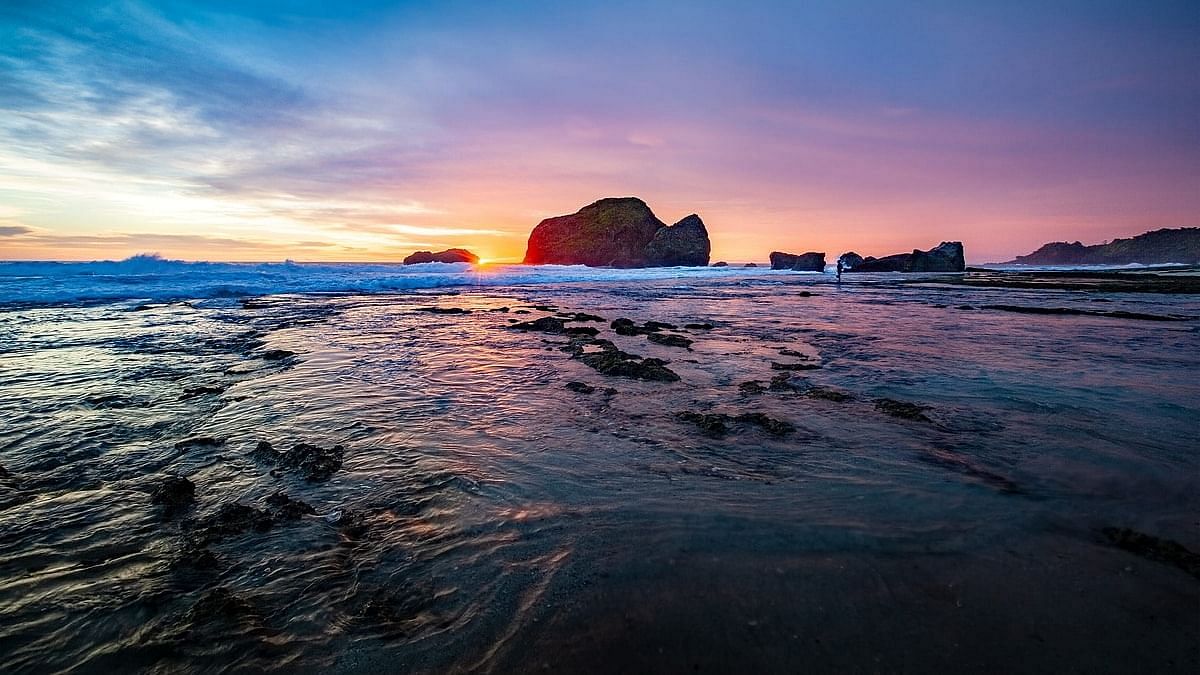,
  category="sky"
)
[0,0,1197,263]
